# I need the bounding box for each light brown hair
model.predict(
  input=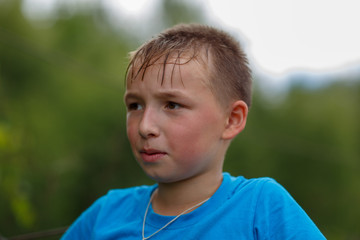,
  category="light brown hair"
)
[126,24,252,107]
